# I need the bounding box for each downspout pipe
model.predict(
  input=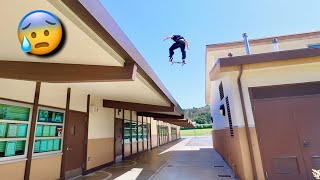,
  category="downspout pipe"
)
[237,65,258,180]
